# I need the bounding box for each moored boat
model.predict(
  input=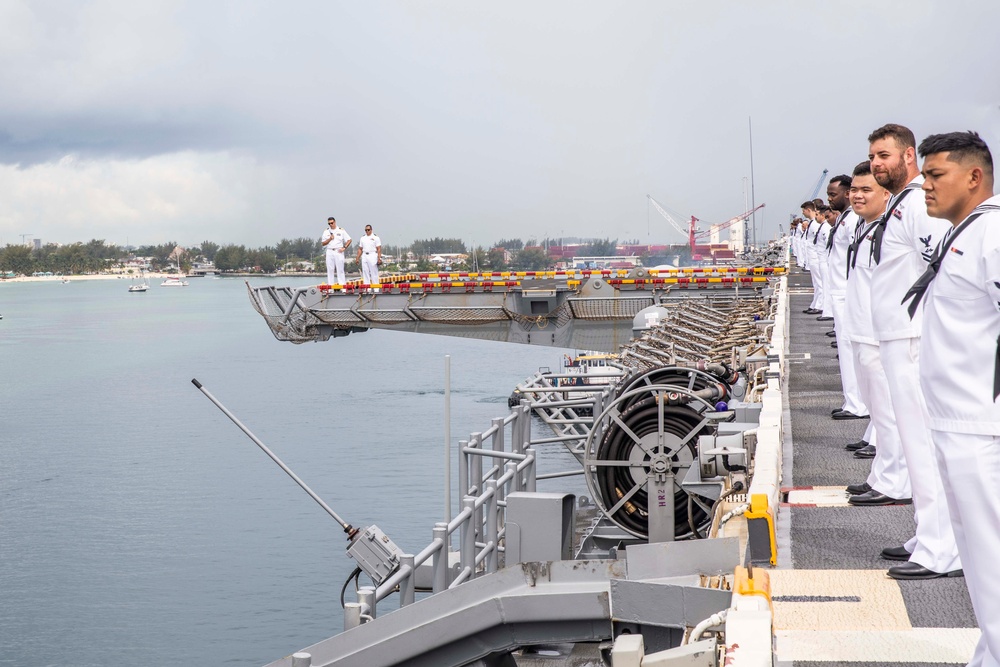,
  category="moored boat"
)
[161,277,190,287]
